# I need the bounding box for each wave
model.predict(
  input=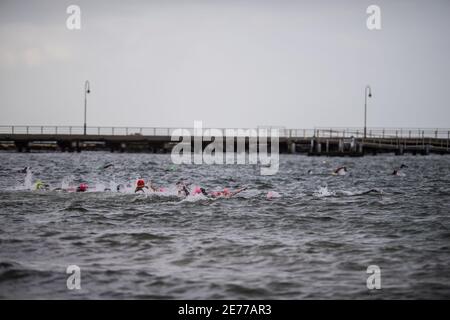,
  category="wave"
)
[0,260,54,284]
[313,186,383,198]
[59,205,89,212]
